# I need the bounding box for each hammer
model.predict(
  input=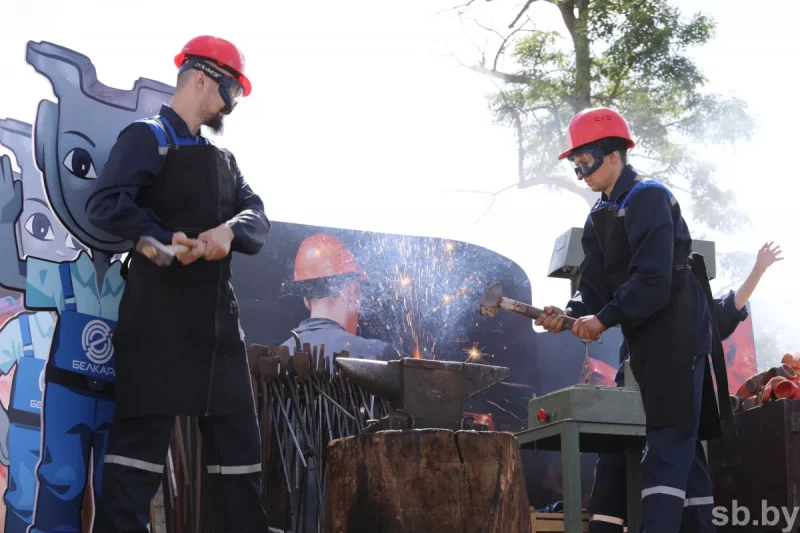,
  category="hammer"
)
[135,236,190,267]
[480,281,576,332]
